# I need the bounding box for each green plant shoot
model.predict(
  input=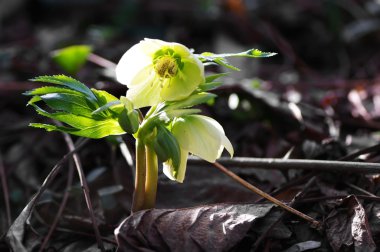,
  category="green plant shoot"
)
[25,38,276,212]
